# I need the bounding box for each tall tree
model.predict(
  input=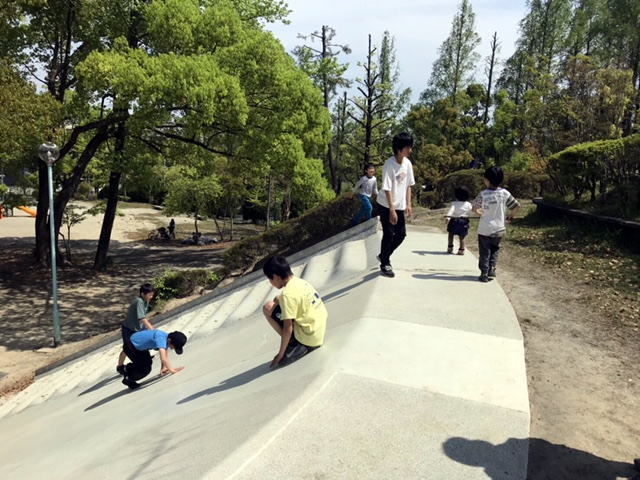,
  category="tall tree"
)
[421,0,480,105]
[483,32,500,125]
[293,26,351,192]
